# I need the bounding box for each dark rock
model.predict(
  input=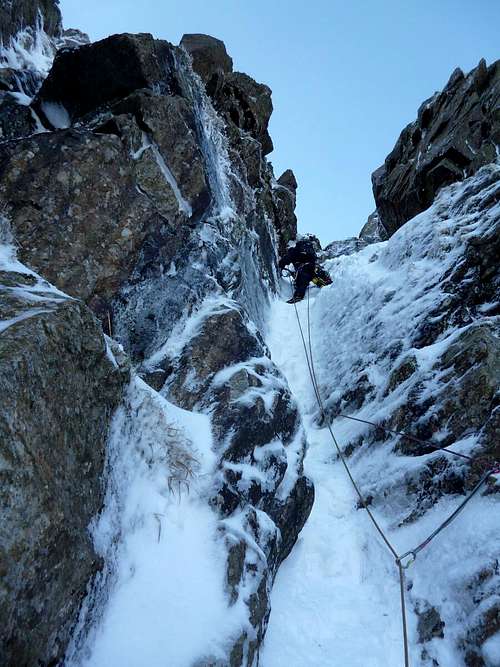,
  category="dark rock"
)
[385,354,418,395]
[212,71,274,155]
[372,59,500,235]
[0,129,166,307]
[0,274,127,666]
[322,236,367,260]
[168,307,264,410]
[359,210,388,244]
[277,169,298,193]
[0,0,62,45]
[416,601,445,643]
[36,33,178,121]
[180,33,233,86]
[273,181,298,255]
[0,93,35,141]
